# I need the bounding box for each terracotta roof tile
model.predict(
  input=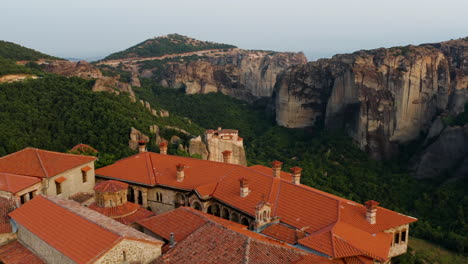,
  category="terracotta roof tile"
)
[0,241,44,264]
[9,195,162,264]
[0,148,95,178]
[261,223,299,244]
[0,173,40,193]
[89,202,154,225]
[97,152,417,262]
[54,176,66,183]
[150,208,331,264]
[93,180,128,192]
